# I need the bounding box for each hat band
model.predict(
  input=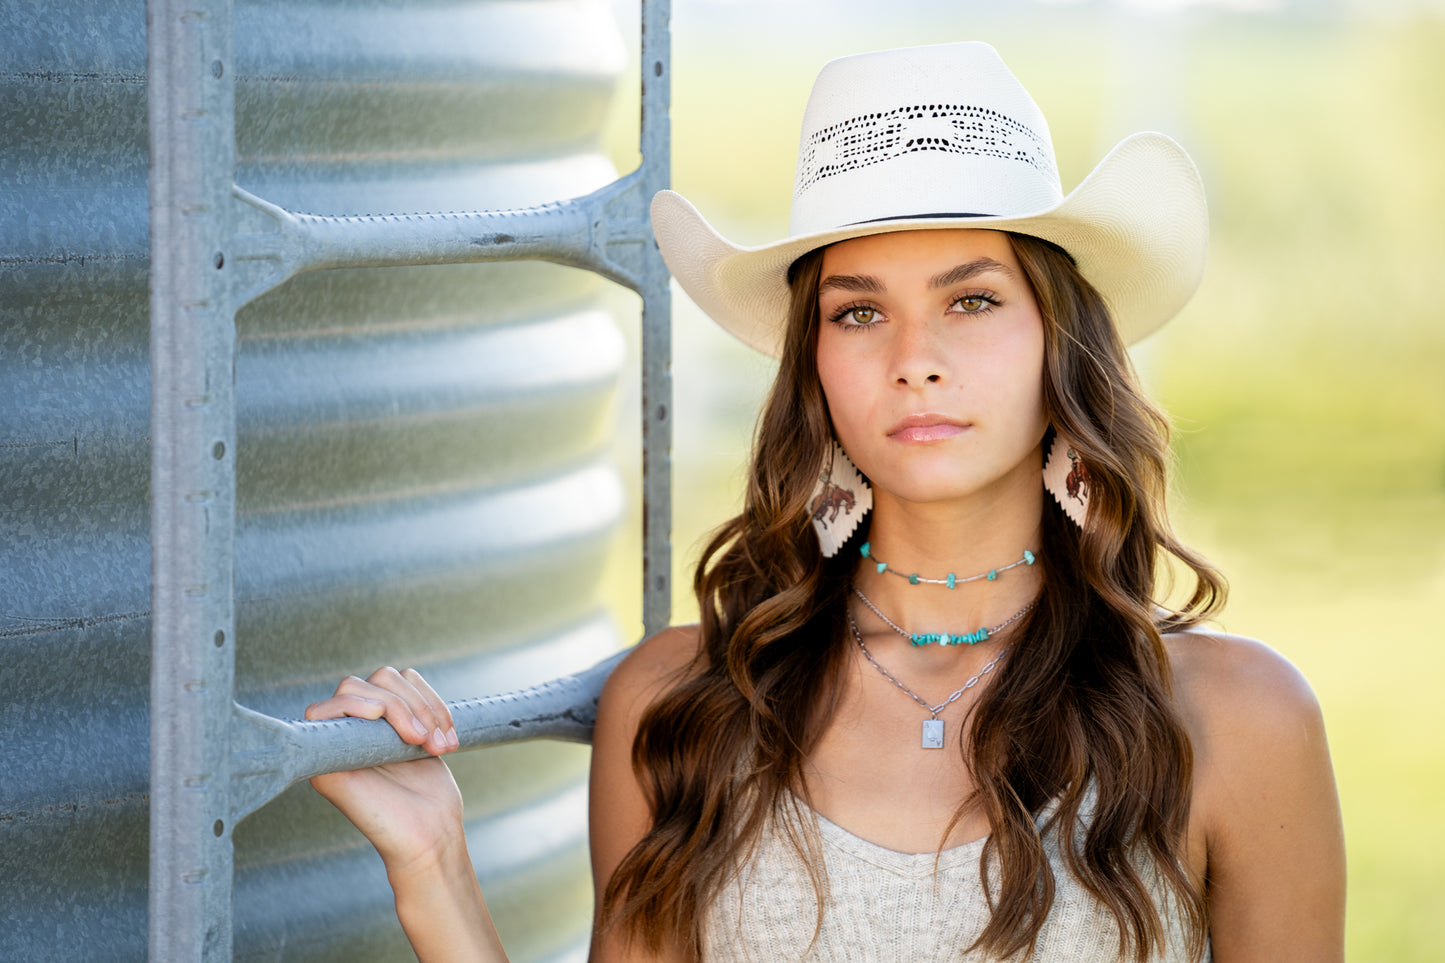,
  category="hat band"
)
[849,211,992,225]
